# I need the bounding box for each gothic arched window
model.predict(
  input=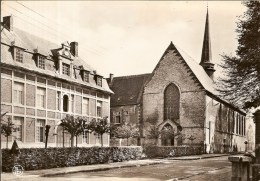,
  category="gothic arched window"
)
[164,83,180,121]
